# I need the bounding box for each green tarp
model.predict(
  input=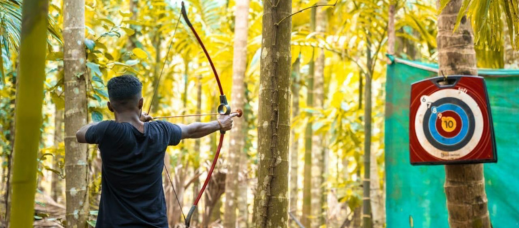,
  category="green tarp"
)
[385,55,519,228]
